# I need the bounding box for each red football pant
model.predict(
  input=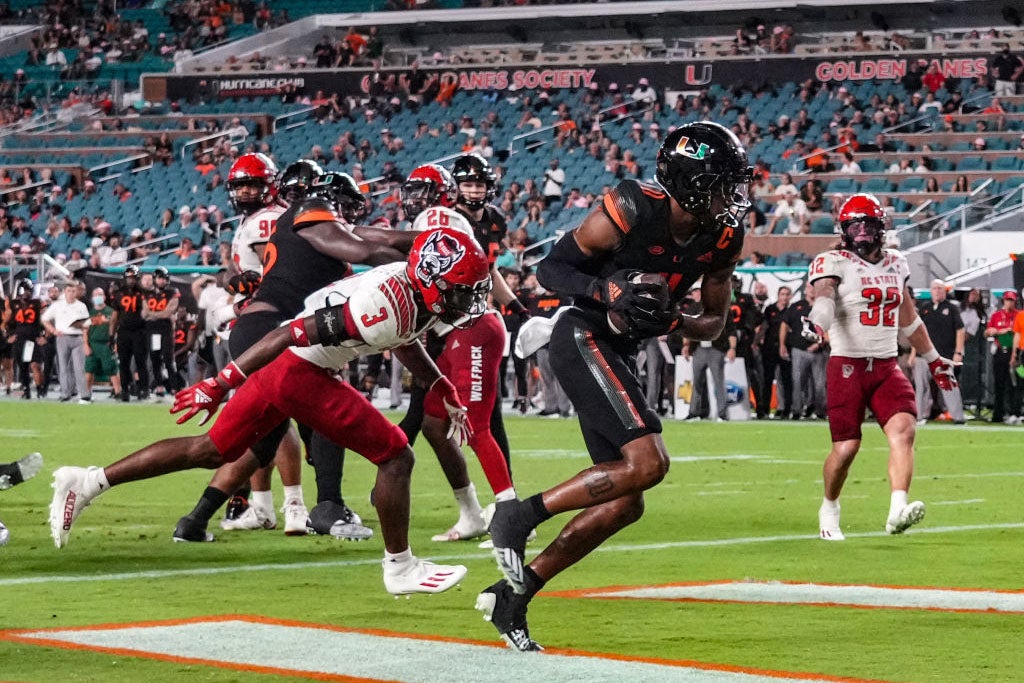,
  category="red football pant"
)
[424,312,513,495]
